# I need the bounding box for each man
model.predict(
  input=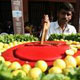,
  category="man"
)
[41,2,77,40]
